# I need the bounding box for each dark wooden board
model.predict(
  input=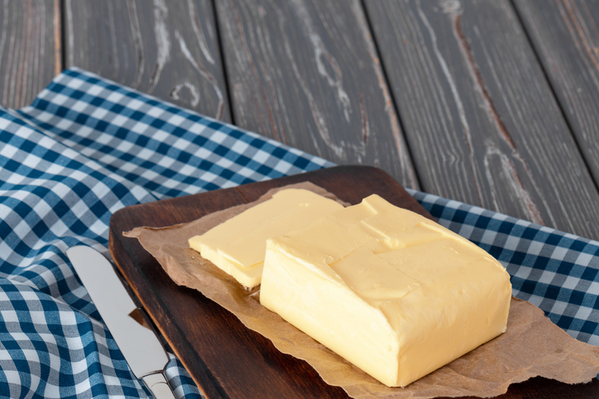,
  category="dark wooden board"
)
[0,0,61,108]
[513,0,599,195]
[65,0,231,121]
[363,0,599,241]
[214,0,419,189]
[109,165,599,398]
